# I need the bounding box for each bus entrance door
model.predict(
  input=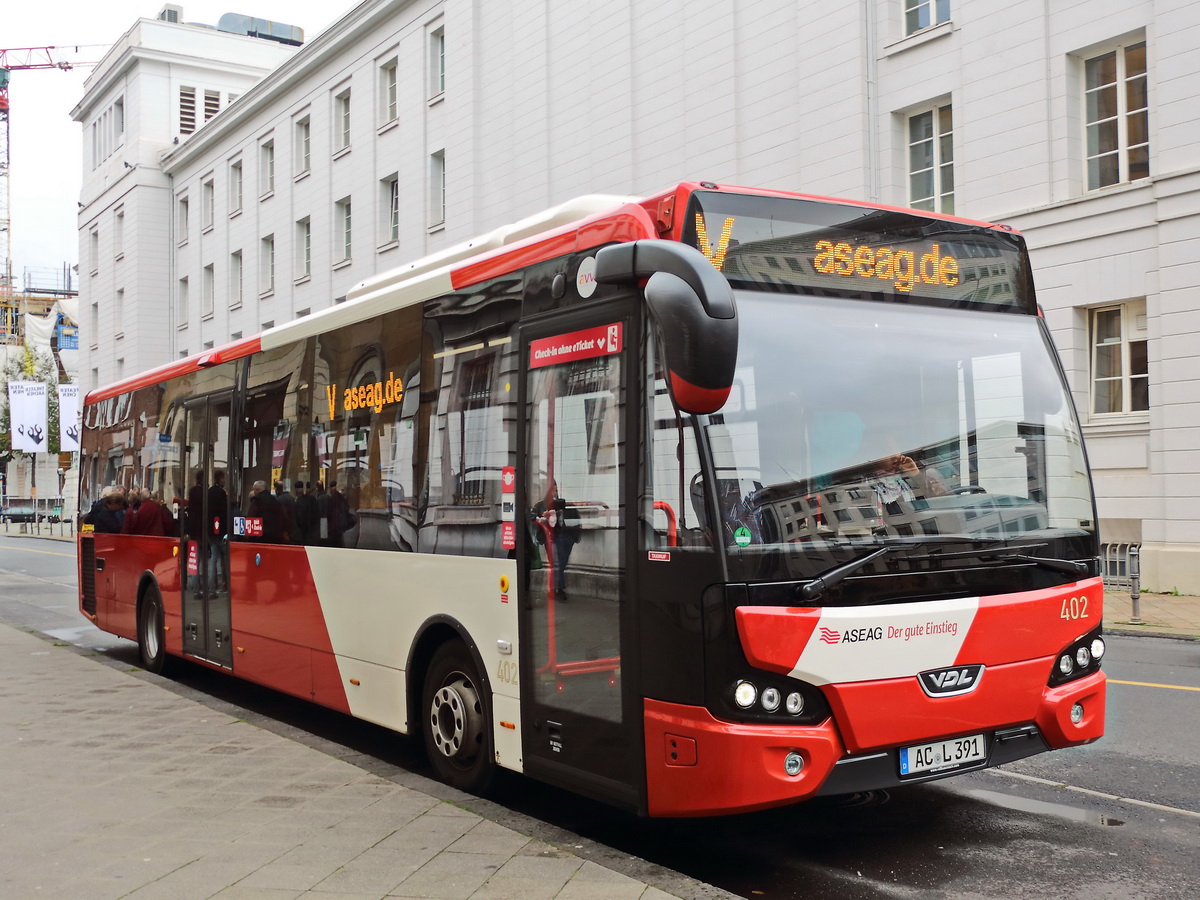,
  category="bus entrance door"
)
[519,313,638,809]
[180,393,234,669]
